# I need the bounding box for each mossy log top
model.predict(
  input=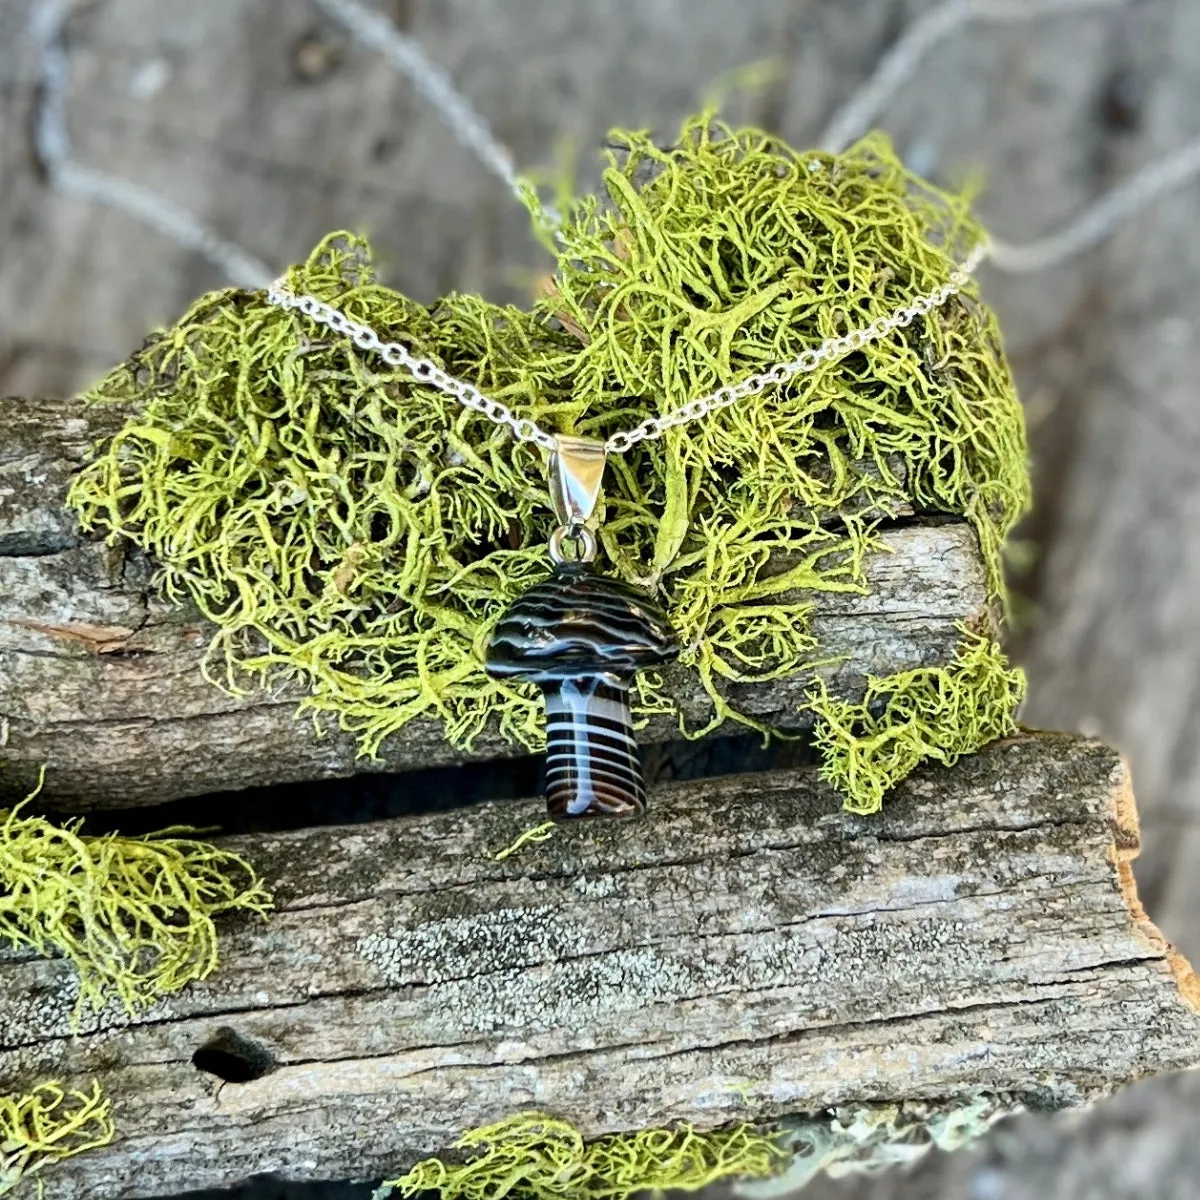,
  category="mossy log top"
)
[0,393,990,809]
[1,734,1197,1198]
